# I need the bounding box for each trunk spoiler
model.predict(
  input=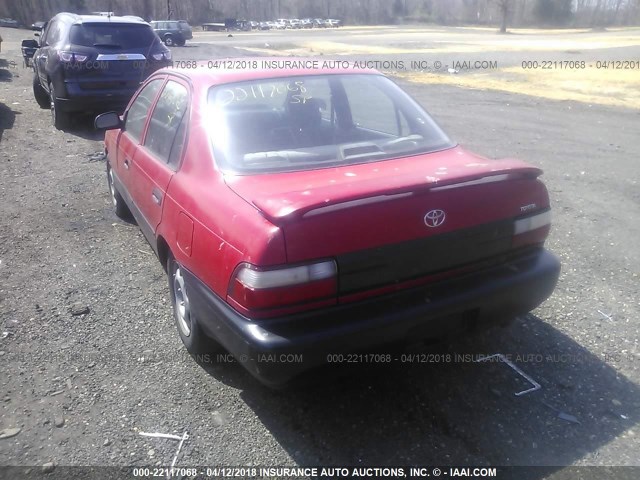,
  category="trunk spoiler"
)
[252,163,542,226]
